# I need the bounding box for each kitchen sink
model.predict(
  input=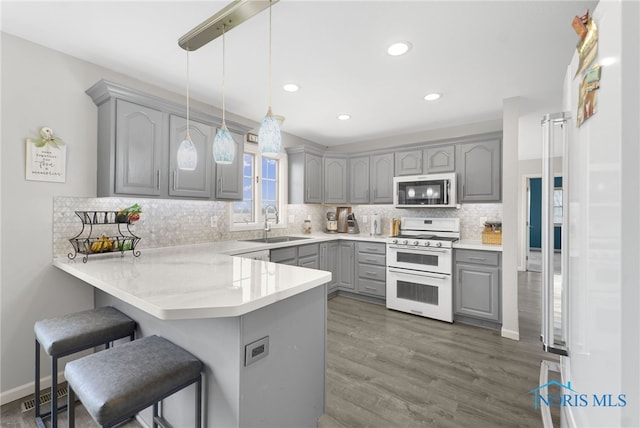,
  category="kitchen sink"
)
[241,236,311,244]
